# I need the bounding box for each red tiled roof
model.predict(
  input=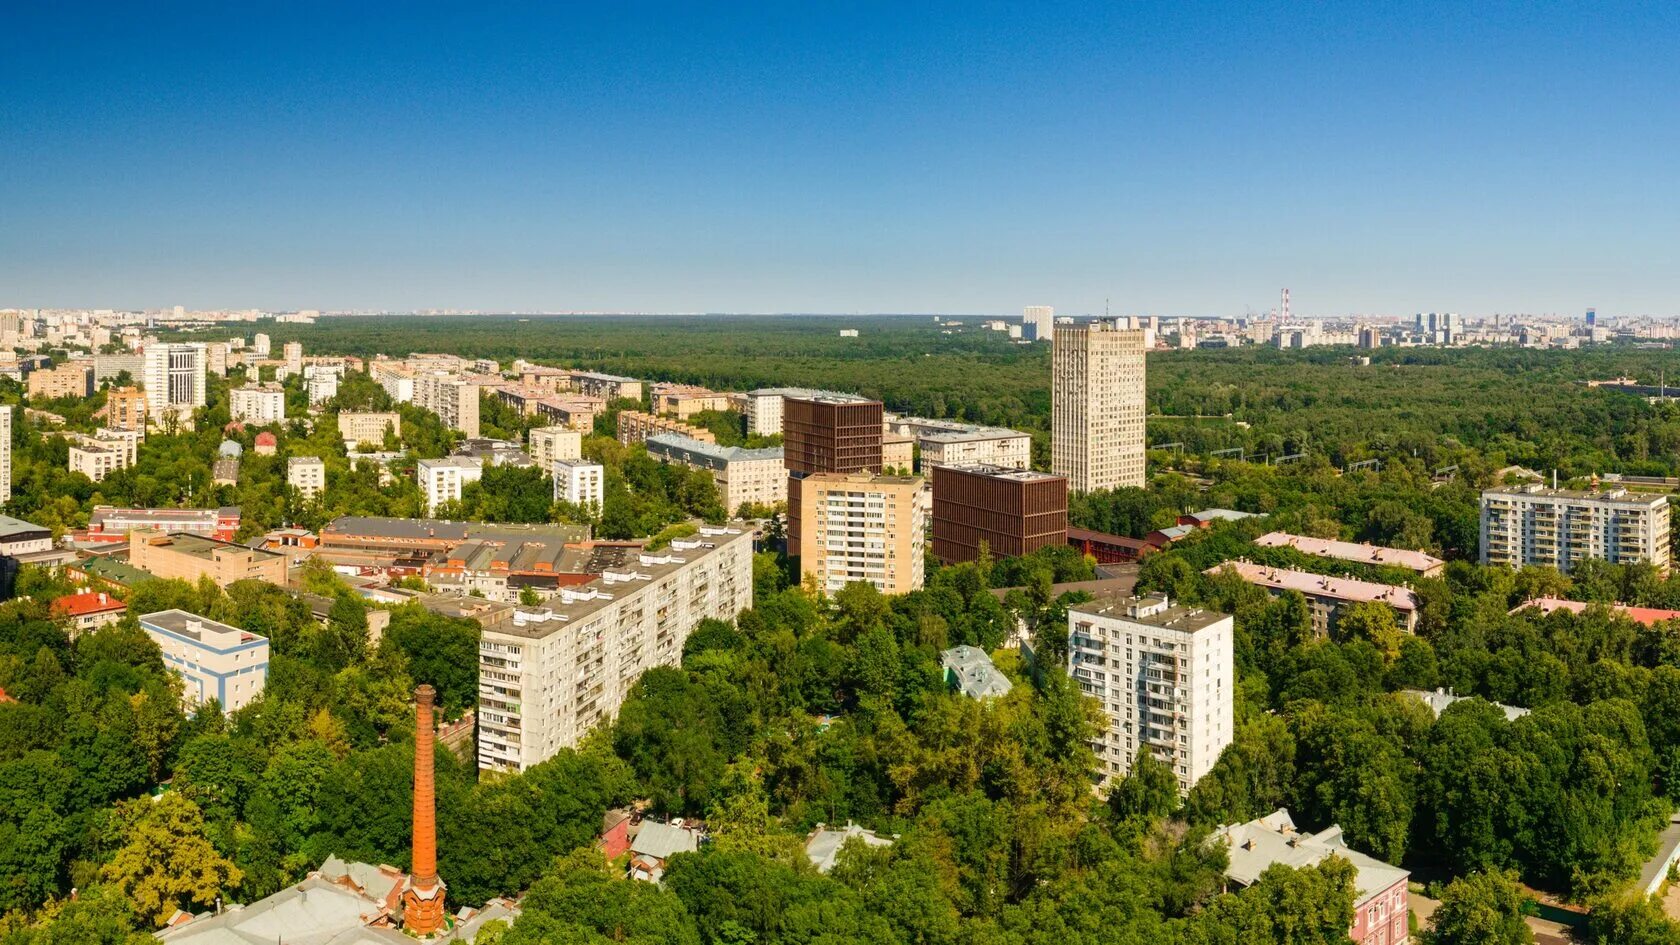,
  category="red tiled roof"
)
[50,591,128,618]
[1515,597,1680,627]
[255,432,278,445]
